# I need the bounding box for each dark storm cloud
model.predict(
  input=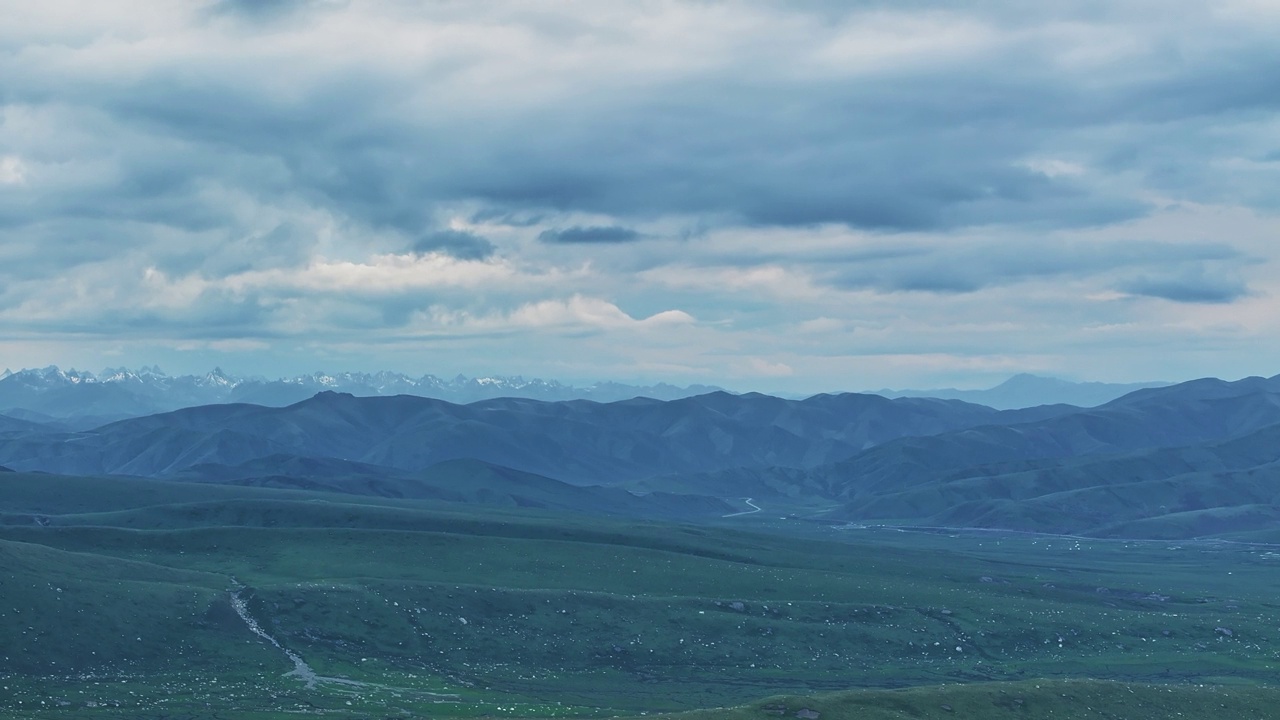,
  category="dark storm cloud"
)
[6,1,1276,245]
[210,0,332,21]
[1120,271,1249,304]
[538,226,642,244]
[413,230,495,260]
[825,239,1251,300]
